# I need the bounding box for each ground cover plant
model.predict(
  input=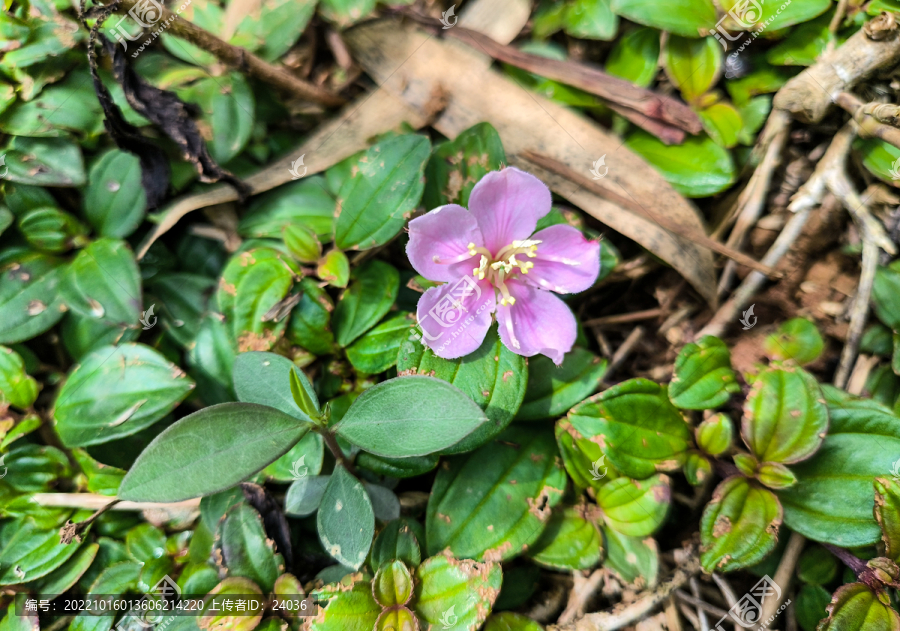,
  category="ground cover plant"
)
[6,0,900,630]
